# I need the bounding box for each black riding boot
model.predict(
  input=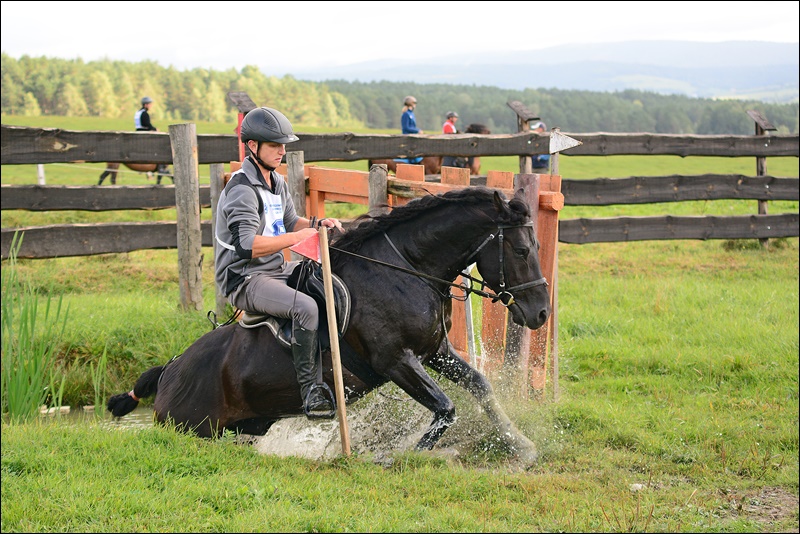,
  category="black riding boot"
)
[291,325,335,419]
